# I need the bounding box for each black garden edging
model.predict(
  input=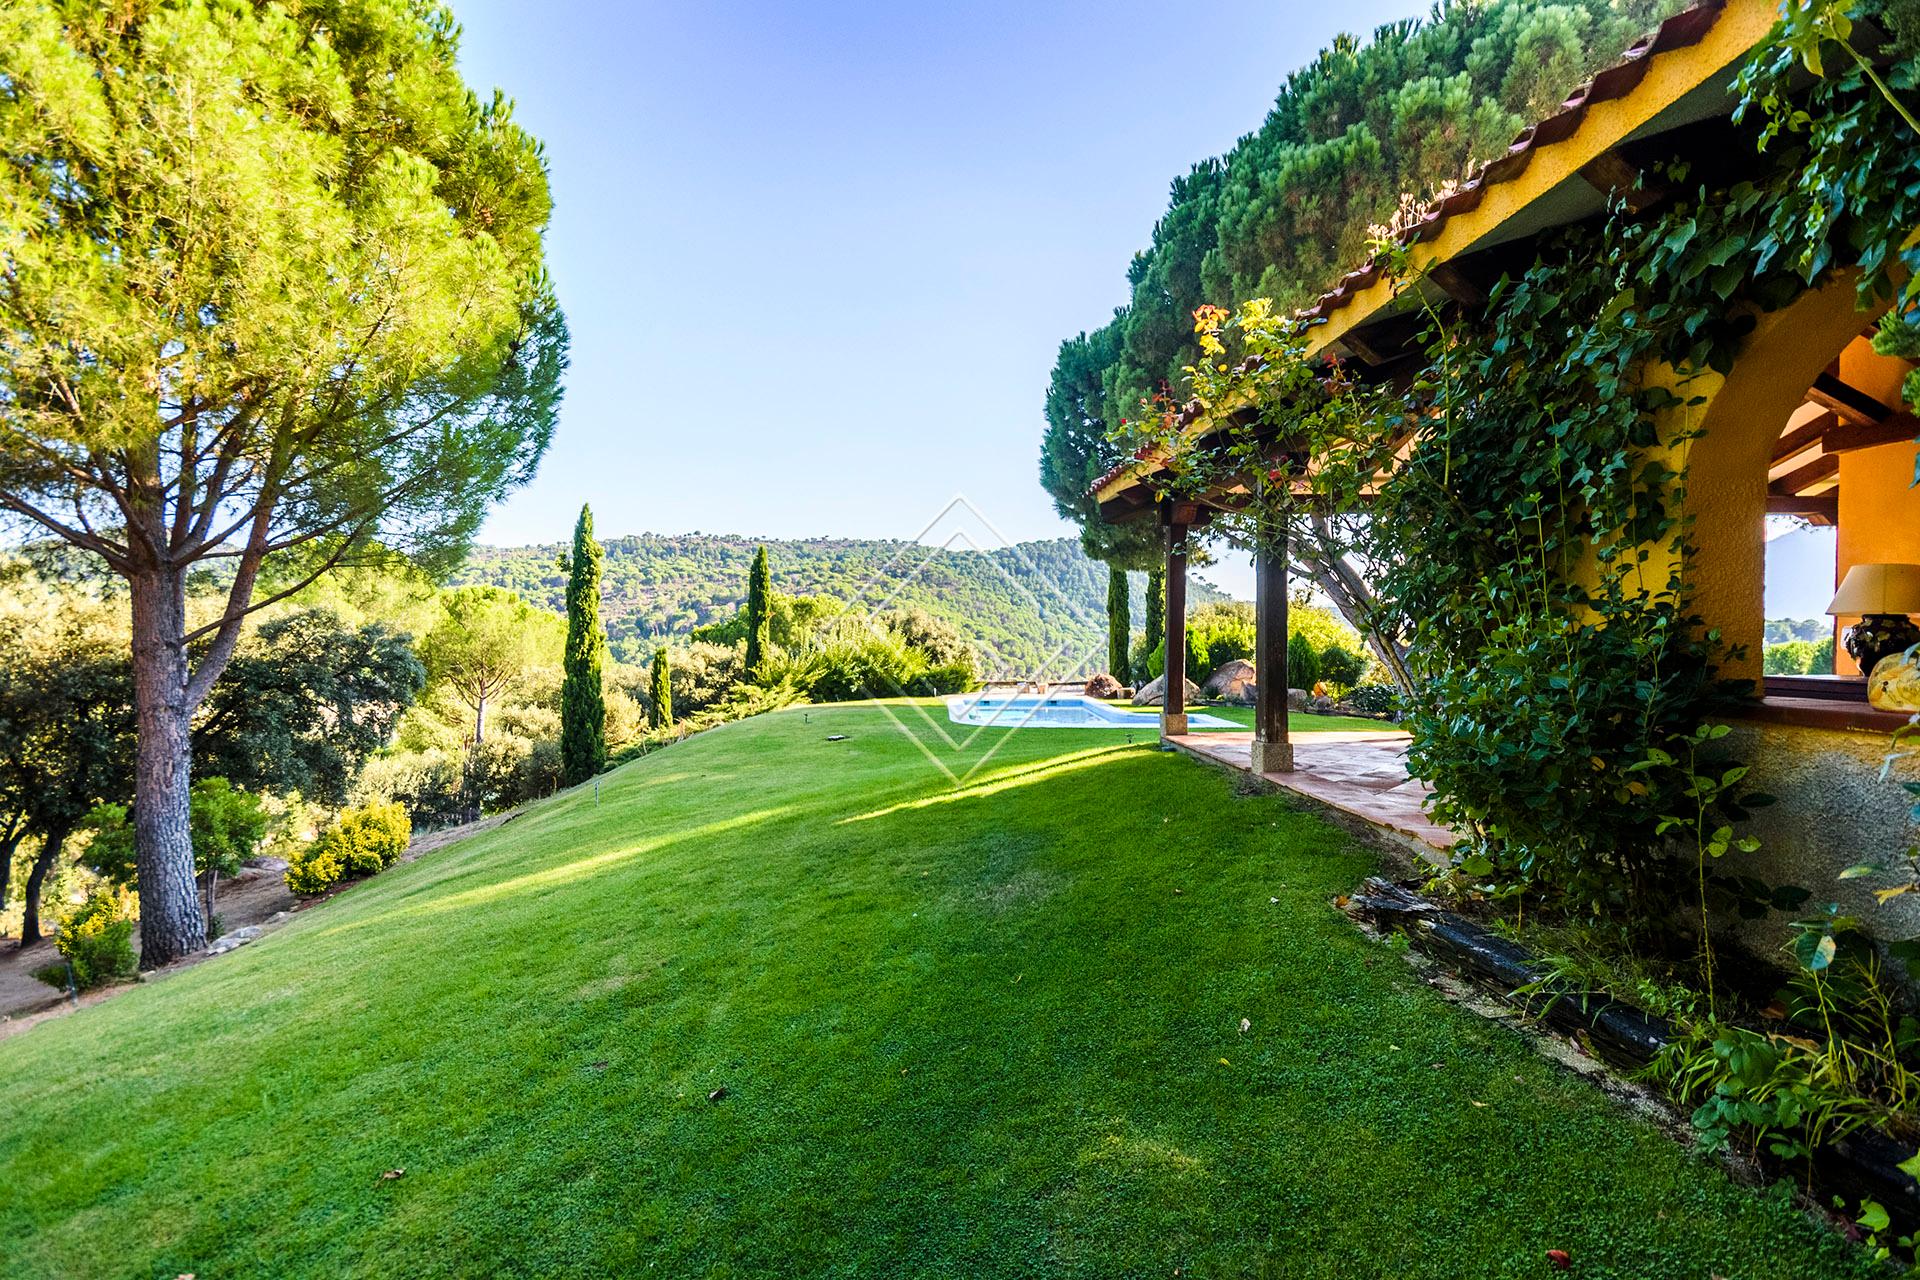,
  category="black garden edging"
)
[1345,877,1920,1237]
